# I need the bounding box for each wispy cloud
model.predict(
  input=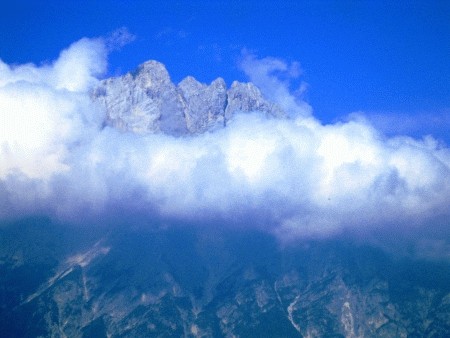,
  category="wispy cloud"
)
[239,51,311,117]
[105,27,136,51]
[353,110,450,145]
[154,27,190,47]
